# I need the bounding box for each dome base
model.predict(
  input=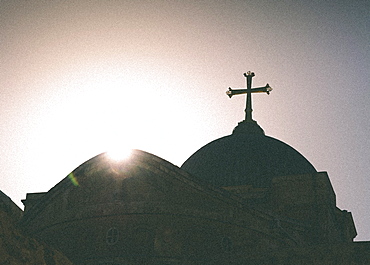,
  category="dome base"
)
[232,120,265,135]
